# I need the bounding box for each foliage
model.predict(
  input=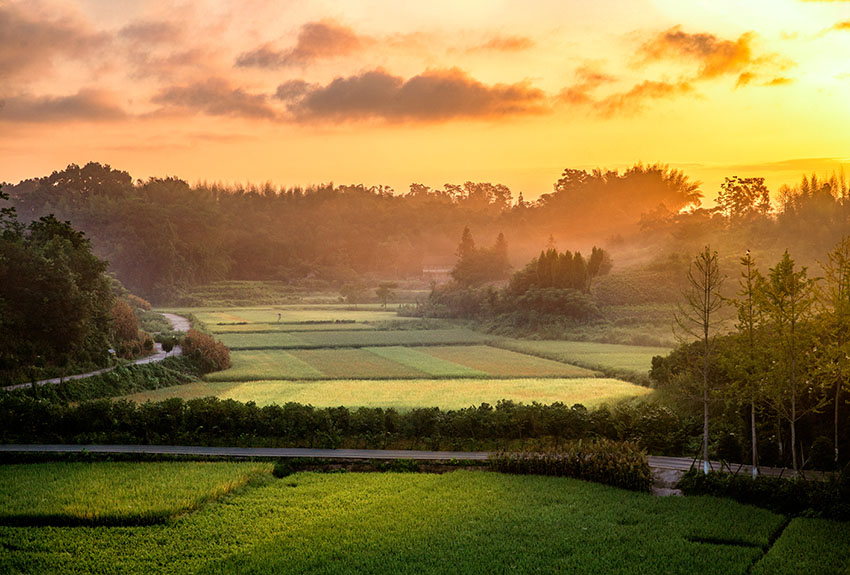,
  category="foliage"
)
[0,461,270,526]
[489,439,652,492]
[677,468,850,521]
[182,329,231,373]
[450,228,511,286]
[0,198,113,383]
